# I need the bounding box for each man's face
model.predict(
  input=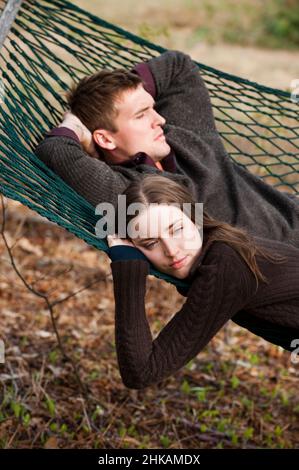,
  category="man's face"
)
[109,84,171,163]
